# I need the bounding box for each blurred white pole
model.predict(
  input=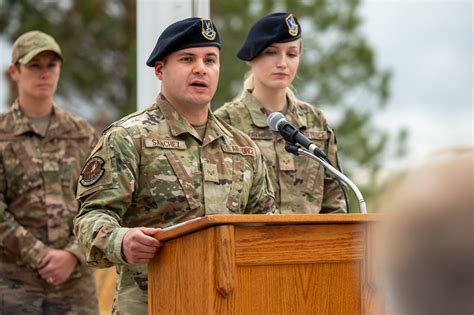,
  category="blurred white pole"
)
[136,0,210,111]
